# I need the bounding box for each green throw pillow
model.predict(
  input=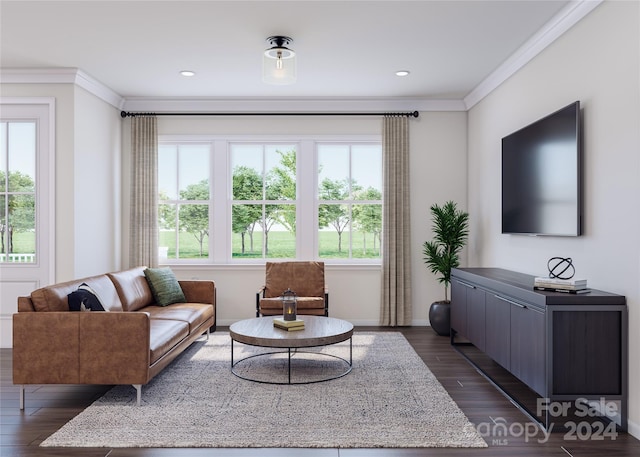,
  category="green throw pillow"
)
[144,267,186,306]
